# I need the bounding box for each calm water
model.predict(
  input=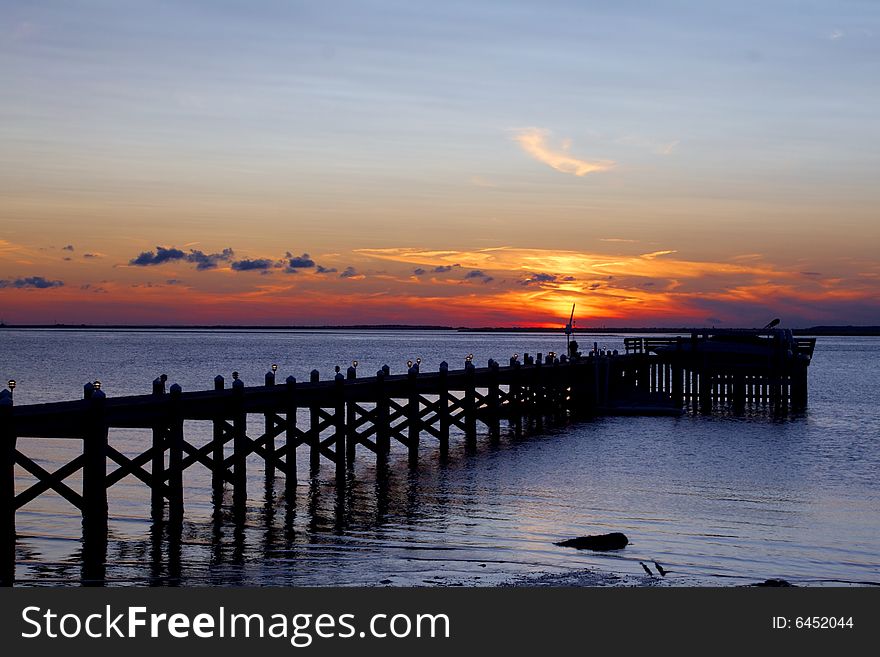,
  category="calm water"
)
[1,329,878,586]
